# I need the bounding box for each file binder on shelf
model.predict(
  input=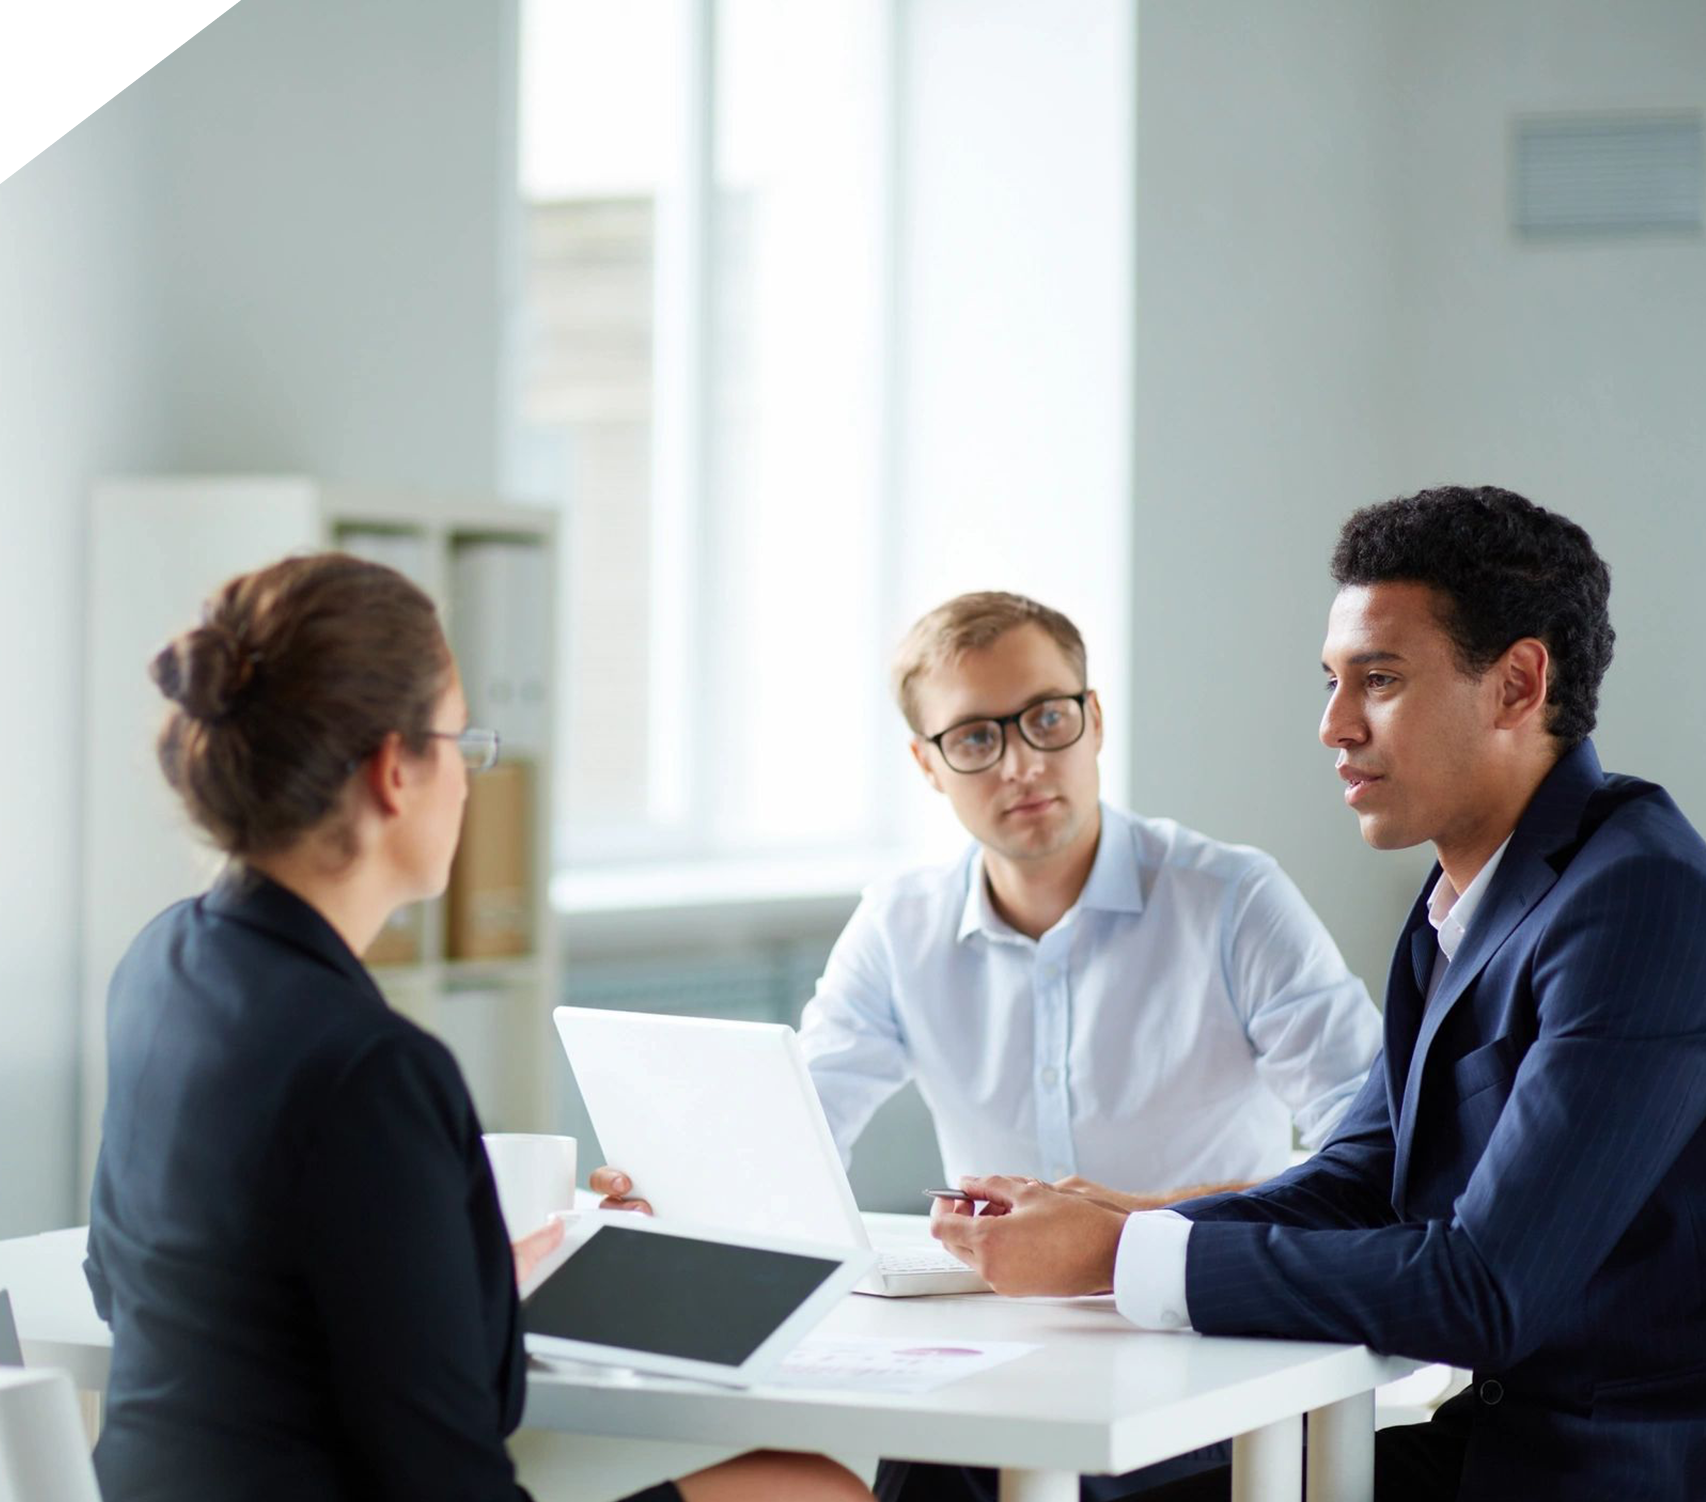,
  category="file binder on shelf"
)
[447,759,535,961]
